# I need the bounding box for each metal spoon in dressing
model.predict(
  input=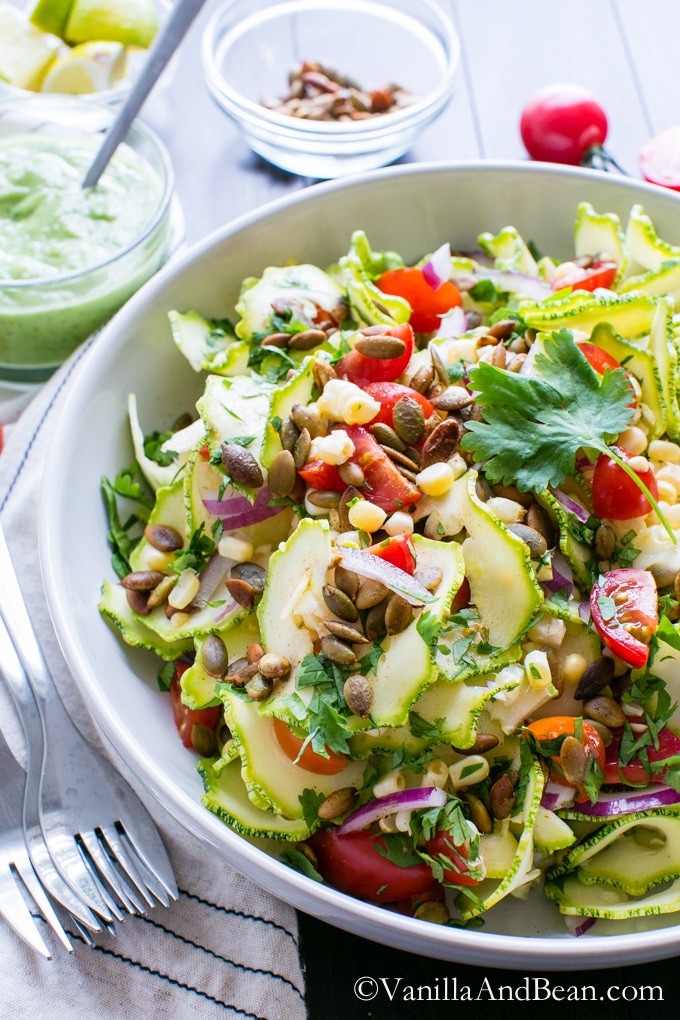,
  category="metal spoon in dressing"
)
[82,0,208,190]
